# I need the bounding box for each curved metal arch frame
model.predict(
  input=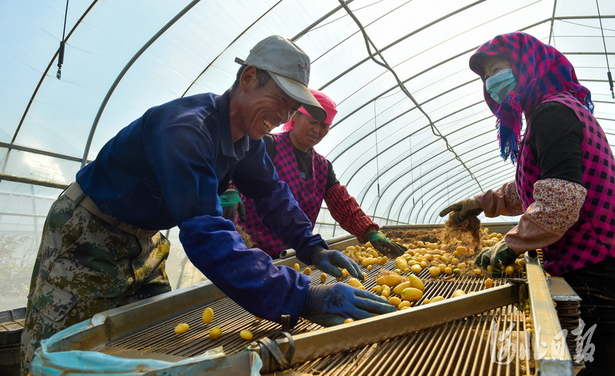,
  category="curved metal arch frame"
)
[333,98,492,213]
[316,14,613,223]
[6,0,615,225]
[82,0,202,167]
[393,156,511,224]
[382,124,497,222]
